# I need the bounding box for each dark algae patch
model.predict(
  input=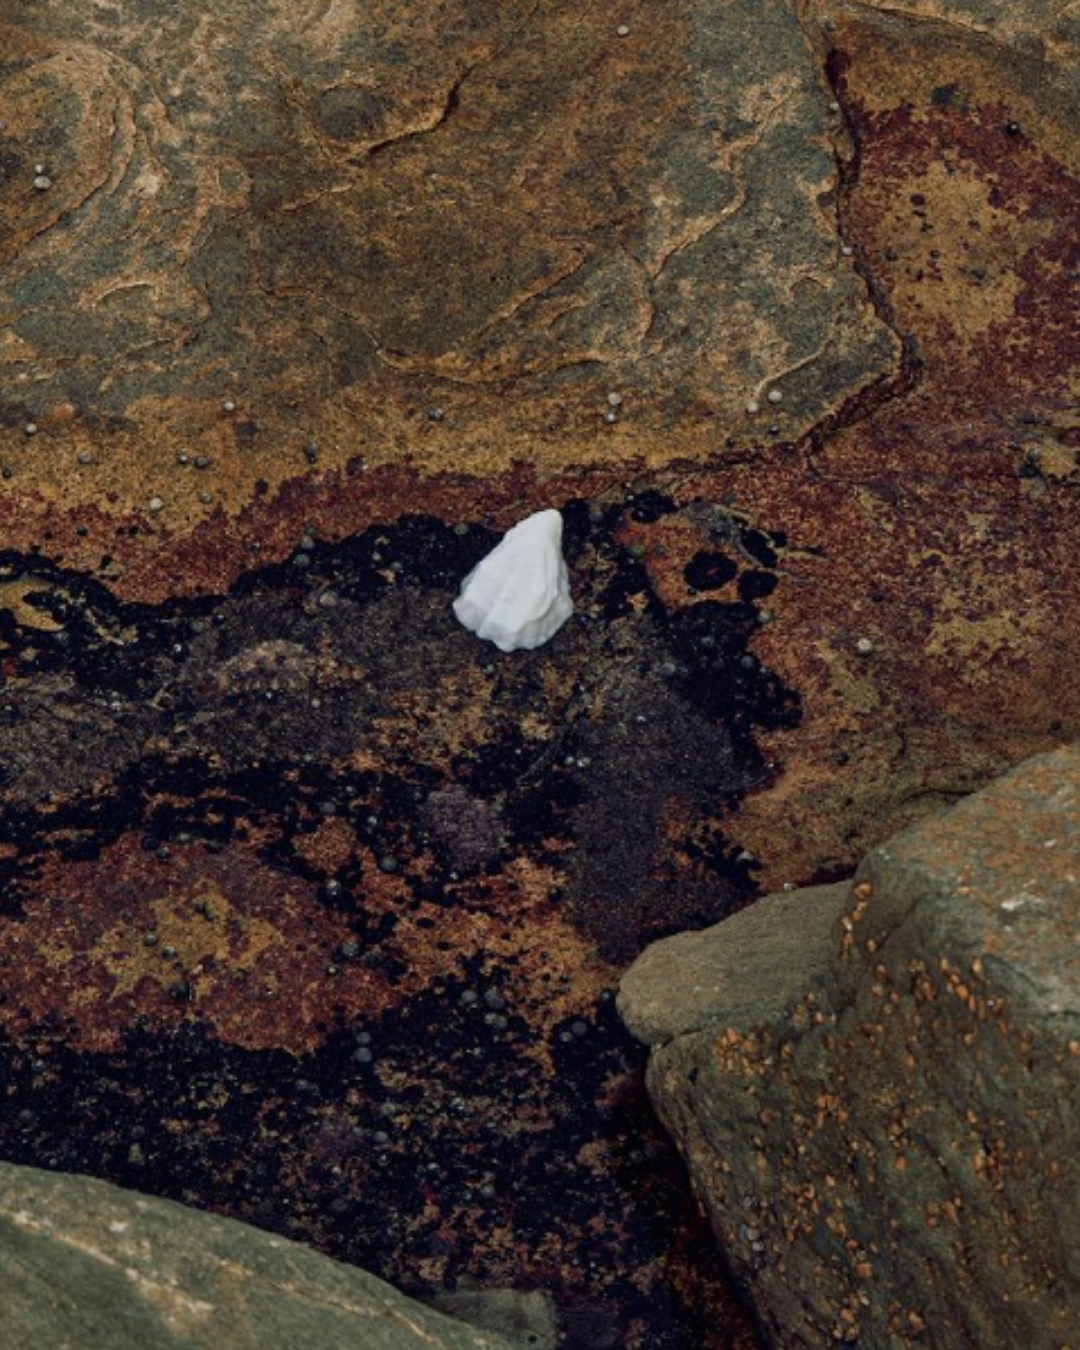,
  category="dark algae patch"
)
[0,501,790,1348]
